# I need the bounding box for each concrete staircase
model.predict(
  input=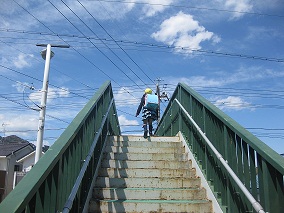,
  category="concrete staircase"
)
[89,135,213,213]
